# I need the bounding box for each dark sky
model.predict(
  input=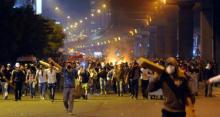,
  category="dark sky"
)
[43,0,91,24]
